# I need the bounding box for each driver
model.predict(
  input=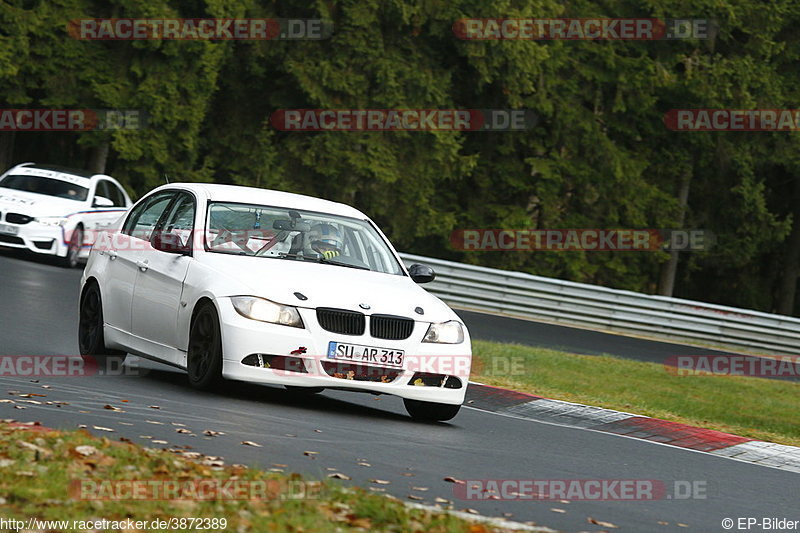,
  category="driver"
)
[304,223,344,259]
